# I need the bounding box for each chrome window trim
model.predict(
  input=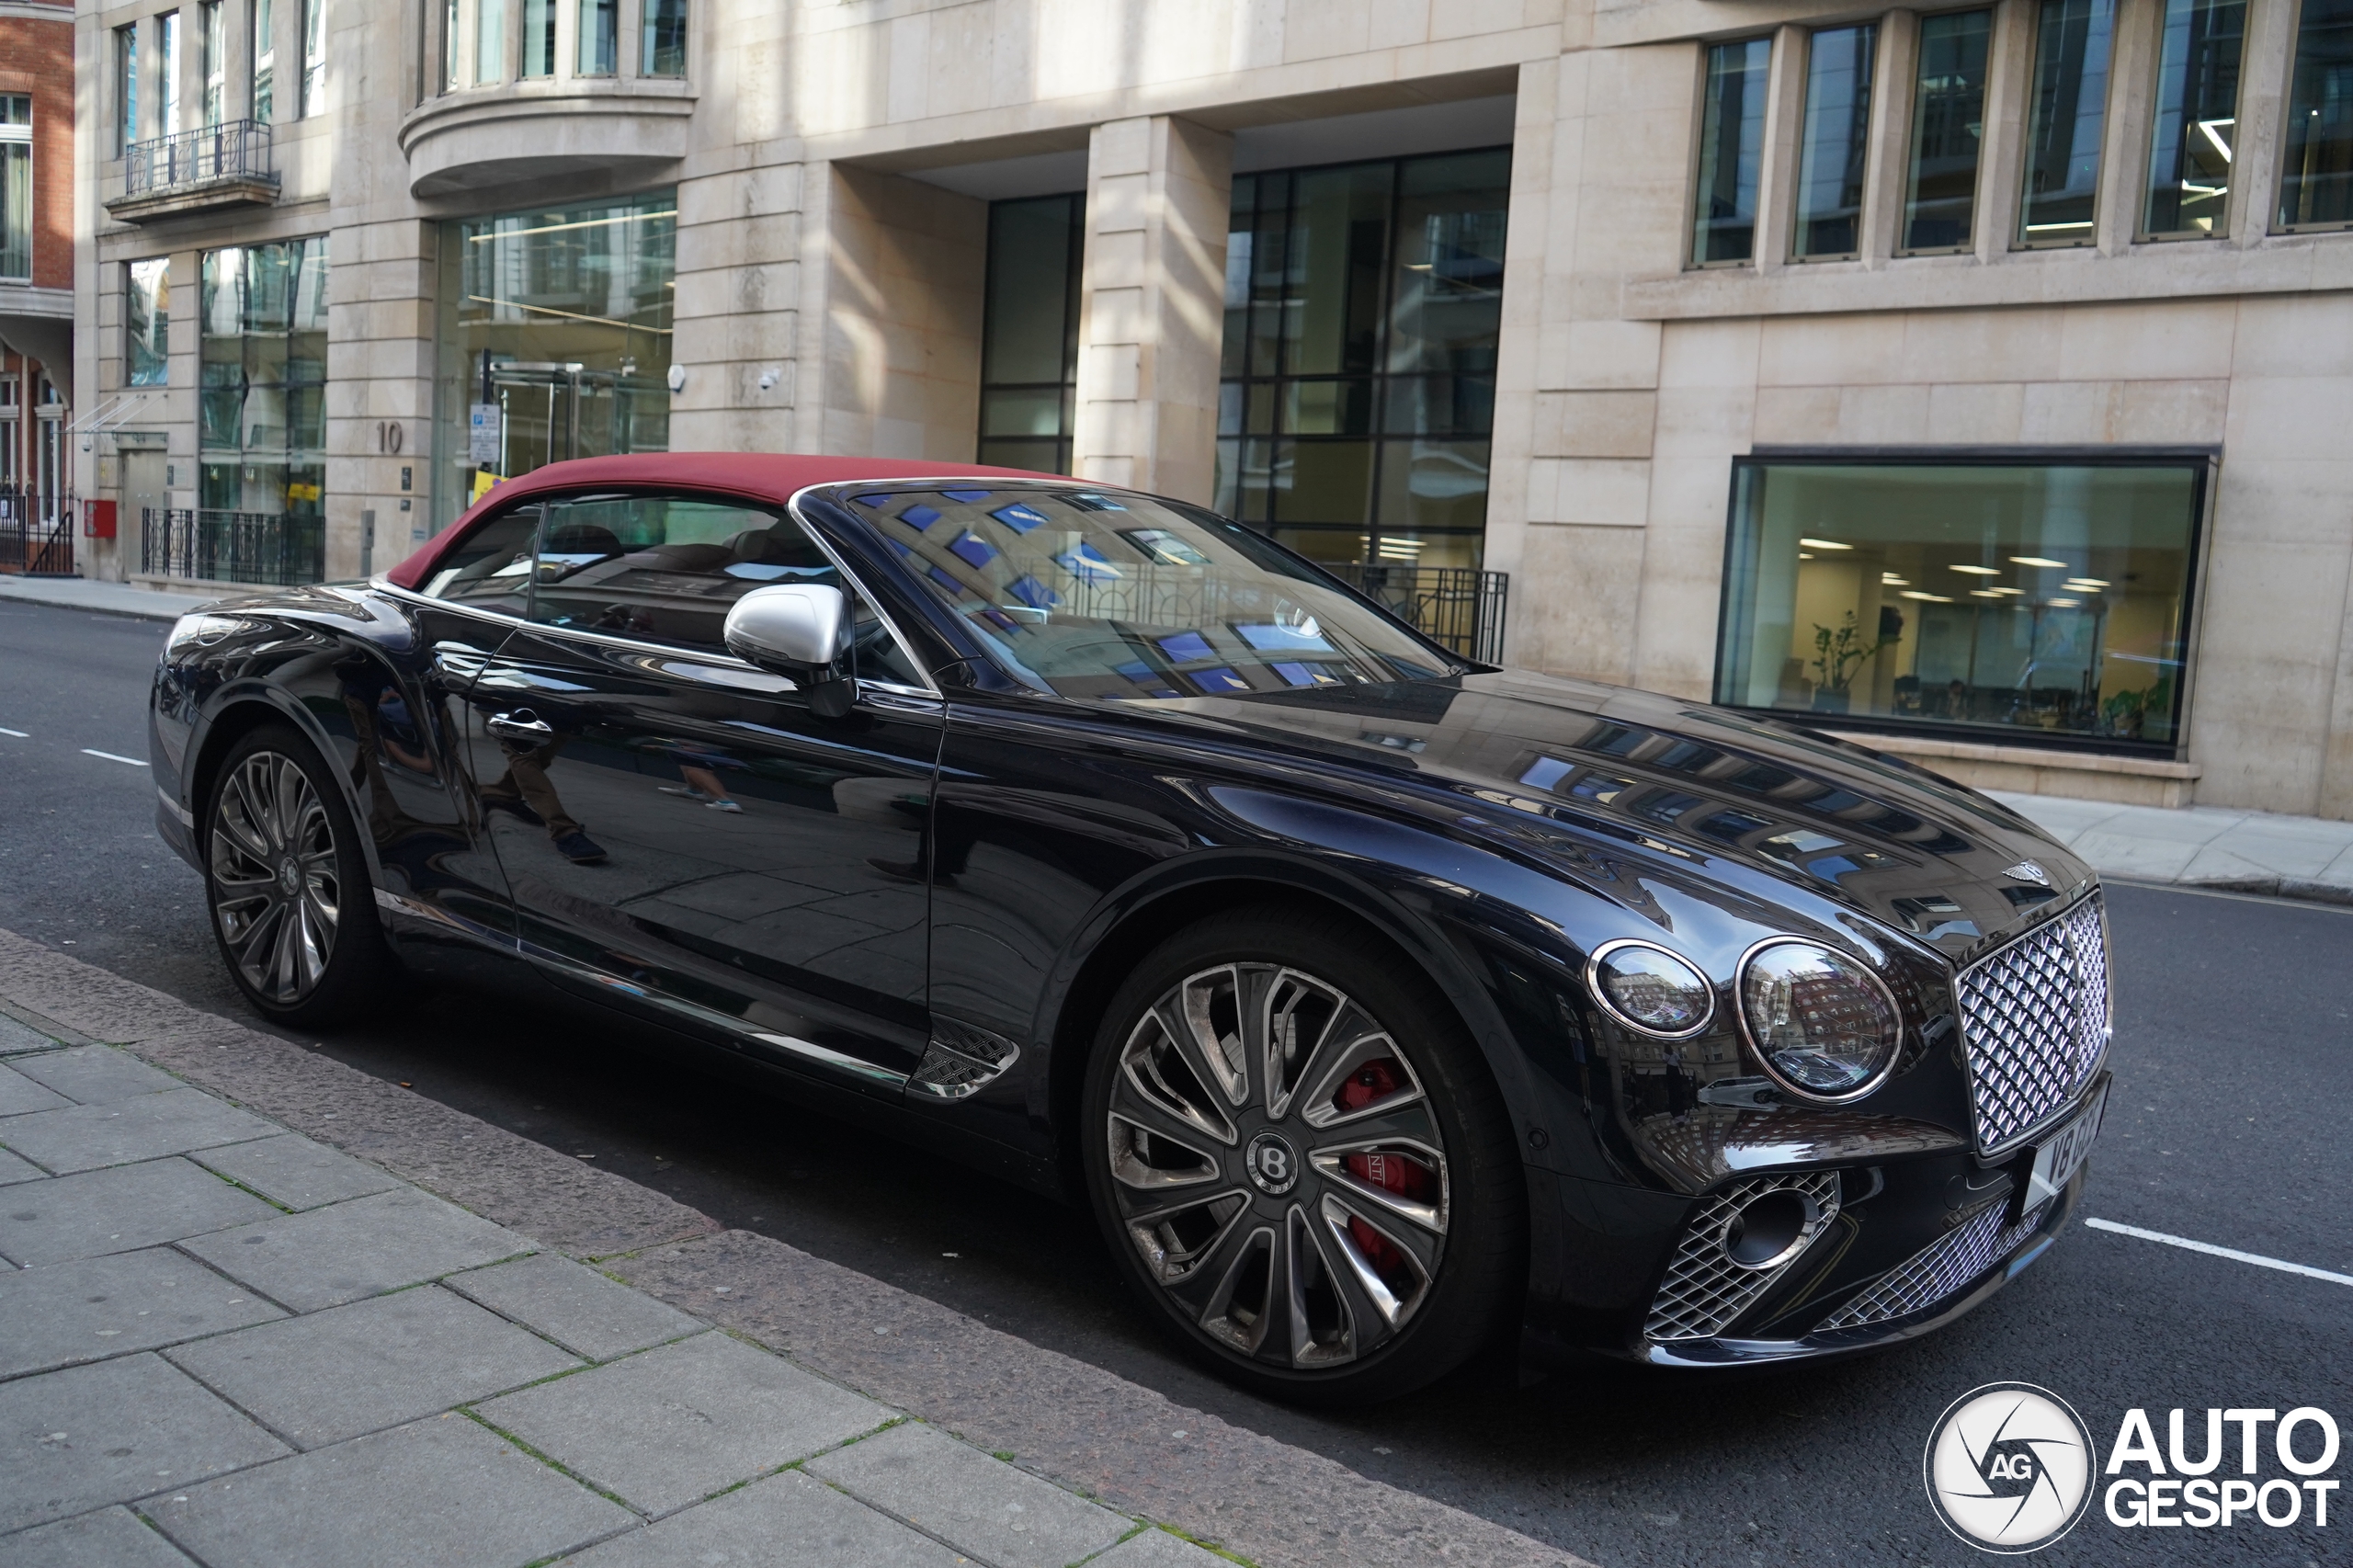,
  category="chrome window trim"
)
[1583,937,1718,1040]
[1732,936,1906,1106]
